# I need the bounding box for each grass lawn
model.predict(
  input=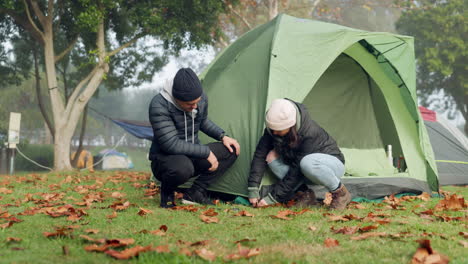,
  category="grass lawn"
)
[0,171,466,263]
